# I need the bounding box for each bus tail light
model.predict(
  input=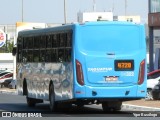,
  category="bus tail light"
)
[138,60,145,85]
[76,60,84,86]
